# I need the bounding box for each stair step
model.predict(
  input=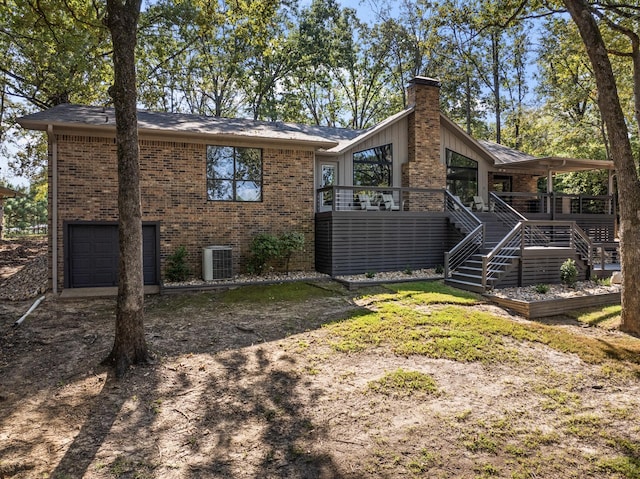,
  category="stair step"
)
[444,279,487,293]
